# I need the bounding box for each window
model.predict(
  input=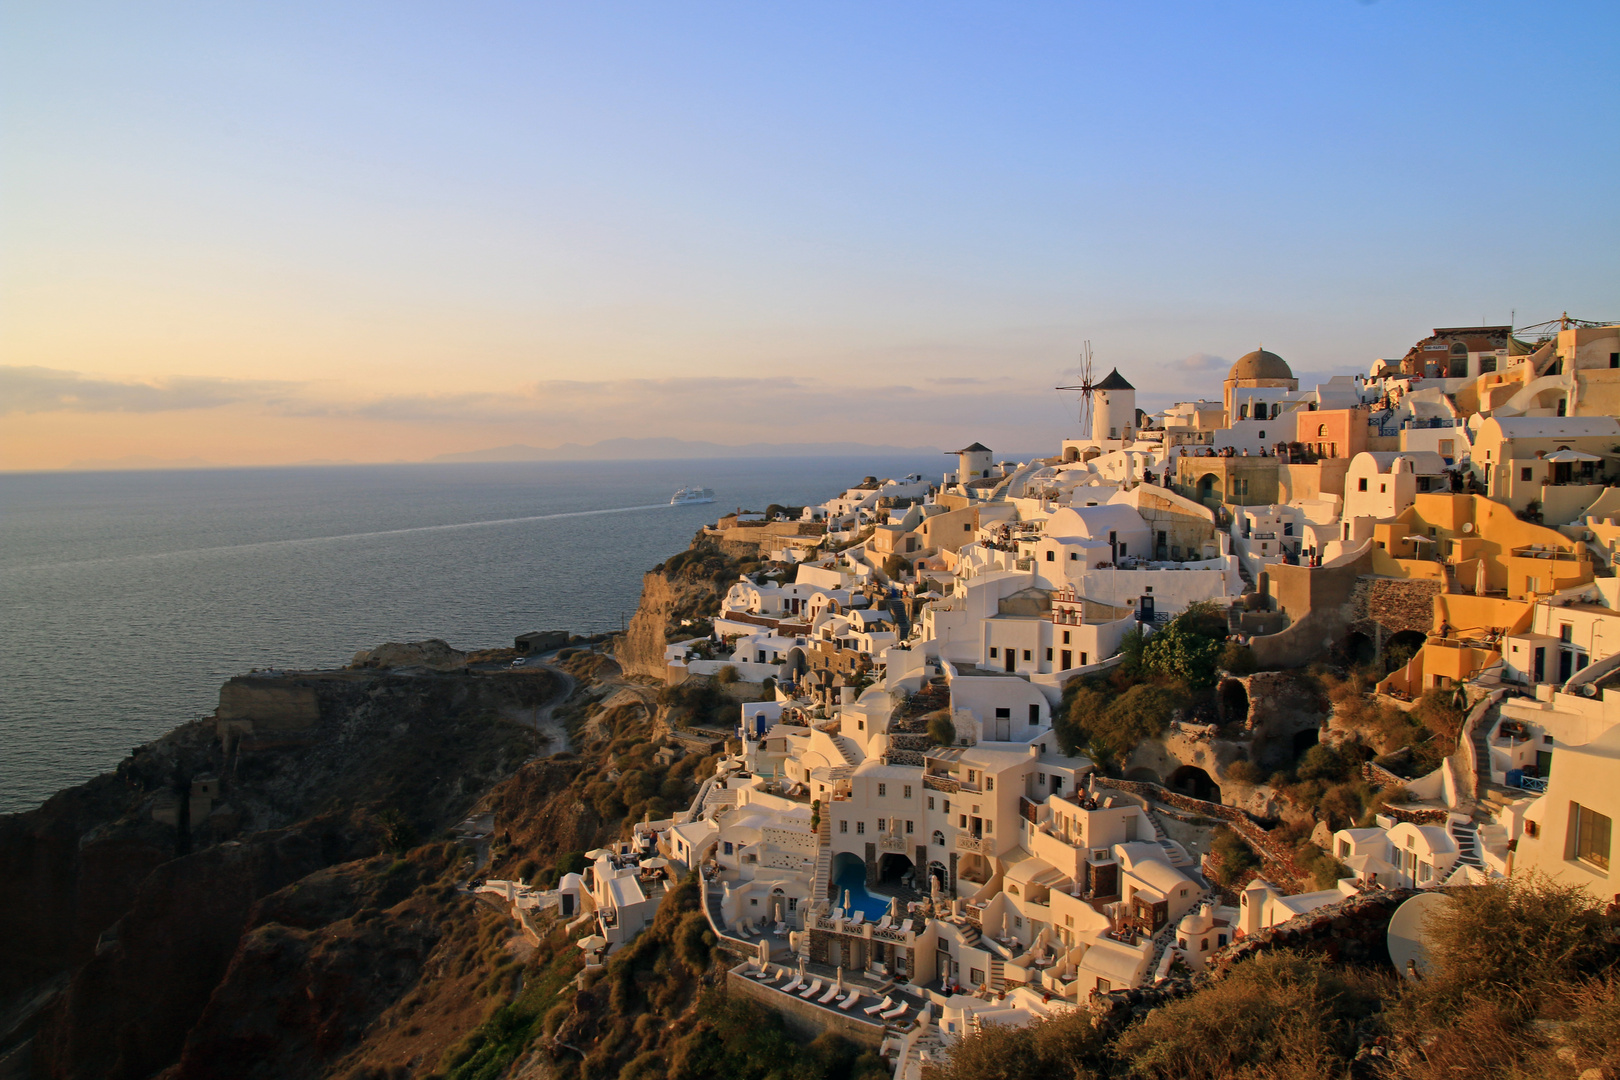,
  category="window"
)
[944,799,950,813]
[959,814,967,828]
[1052,776,1063,794]
[724,841,734,855]
[1022,649,1032,661]
[985,820,993,833]
[904,784,912,799]
[750,897,758,905]
[1379,483,1386,493]
[964,522,971,531]
[933,830,944,845]
[877,818,886,832]
[1571,803,1611,870]
[878,783,887,797]
[1069,551,1078,560]
[1046,647,1054,661]
[1560,625,1573,643]
[928,796,935,810]
[839,820,848,833]
[856,821,866,834]
[788,897,798,911]
[1611,352,1620,369]
[967,769,977,784]
[906,819,914,833]
[1045,550,1055,561]
[1318,424,1329,438]
[986,776,994,792]
[1038,772,1047,785]
[1258,430,1266,440]
[1030,704,1040,725]
[1062,630,1071,644]
[1522,467,1534,482]
[1358,478,1368,491]
[988,647,998,658]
